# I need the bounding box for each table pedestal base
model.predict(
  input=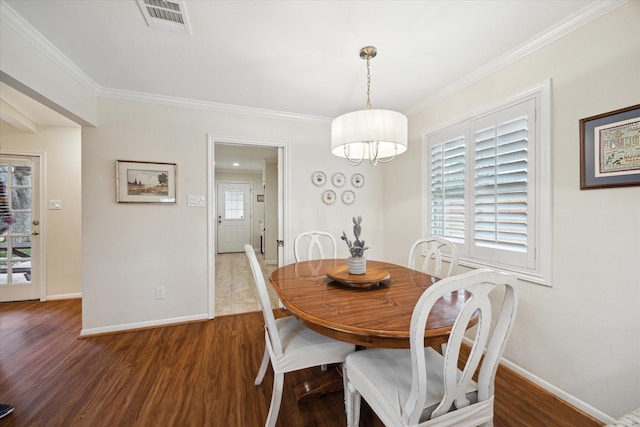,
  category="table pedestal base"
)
[294,365,343,402]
